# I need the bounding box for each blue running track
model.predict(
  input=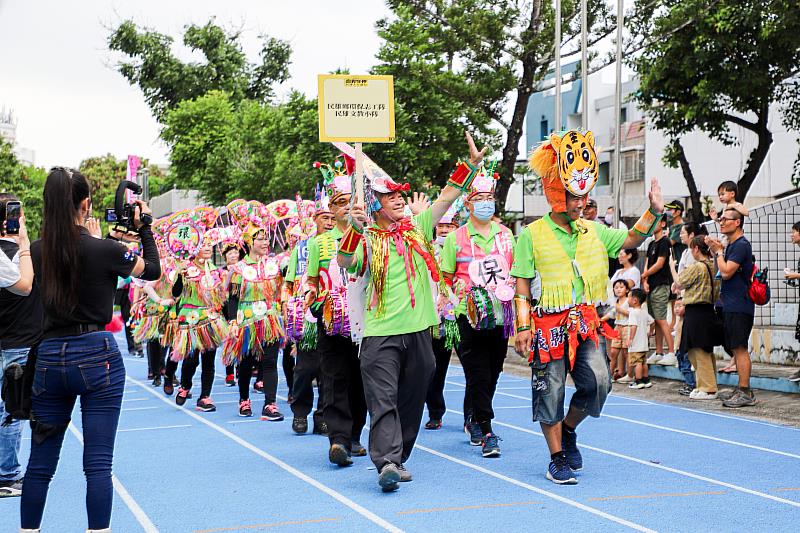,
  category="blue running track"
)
[2,333,799,532]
